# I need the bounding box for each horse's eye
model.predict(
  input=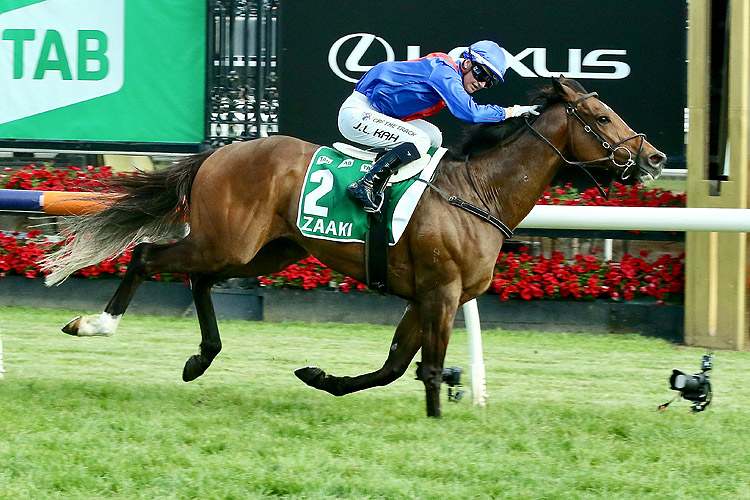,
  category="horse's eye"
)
[597,116,611,125]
